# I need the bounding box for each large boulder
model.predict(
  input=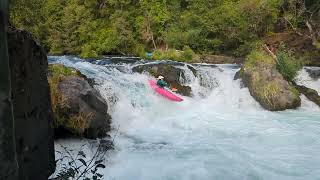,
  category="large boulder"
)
[48,64,111,139]
[7,27,55,179]
[133,63,192,96]
[239,50,301,111]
